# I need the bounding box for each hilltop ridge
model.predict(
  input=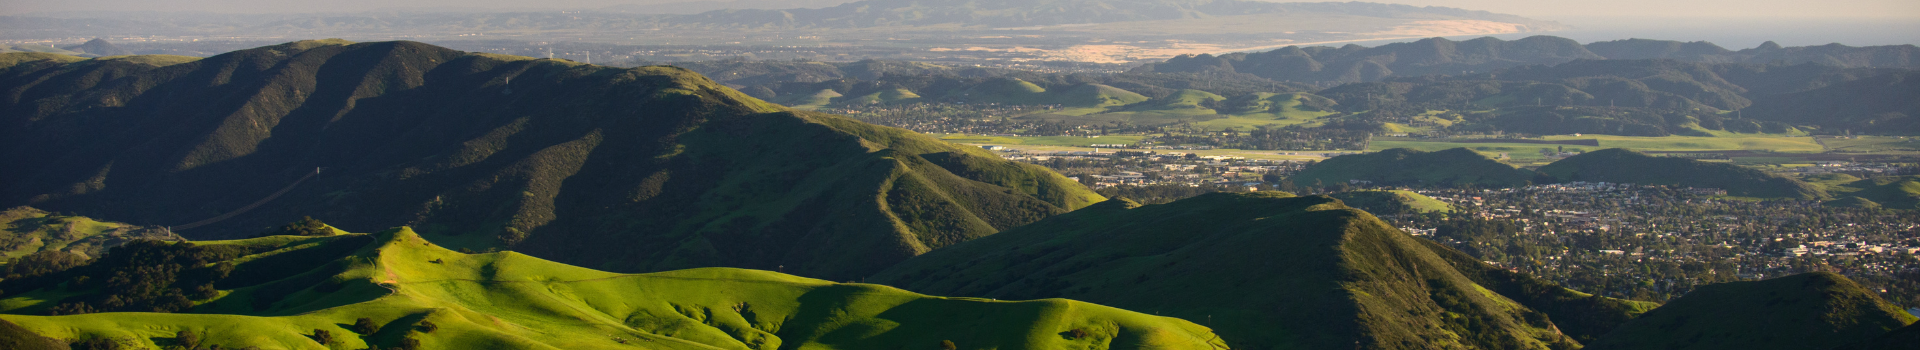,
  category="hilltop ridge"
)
[0,224,1226,349]
[0,40,1099,280]
[873,192,1637,349]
